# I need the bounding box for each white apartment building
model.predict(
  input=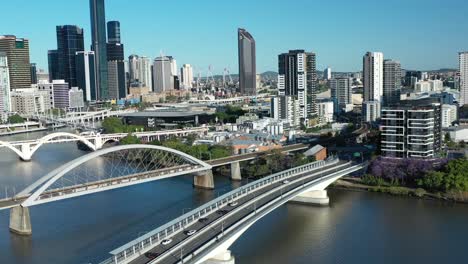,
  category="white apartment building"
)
[459,52,468,105]
[363,52,383,102]
[317,100,334,123]
[11,88,52,115]
[0,52,11,112]
[271,96,301,128]
[69,87,84,109]
[363,100,381,122]
[441,104,457,128]
[181,64,194,89]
